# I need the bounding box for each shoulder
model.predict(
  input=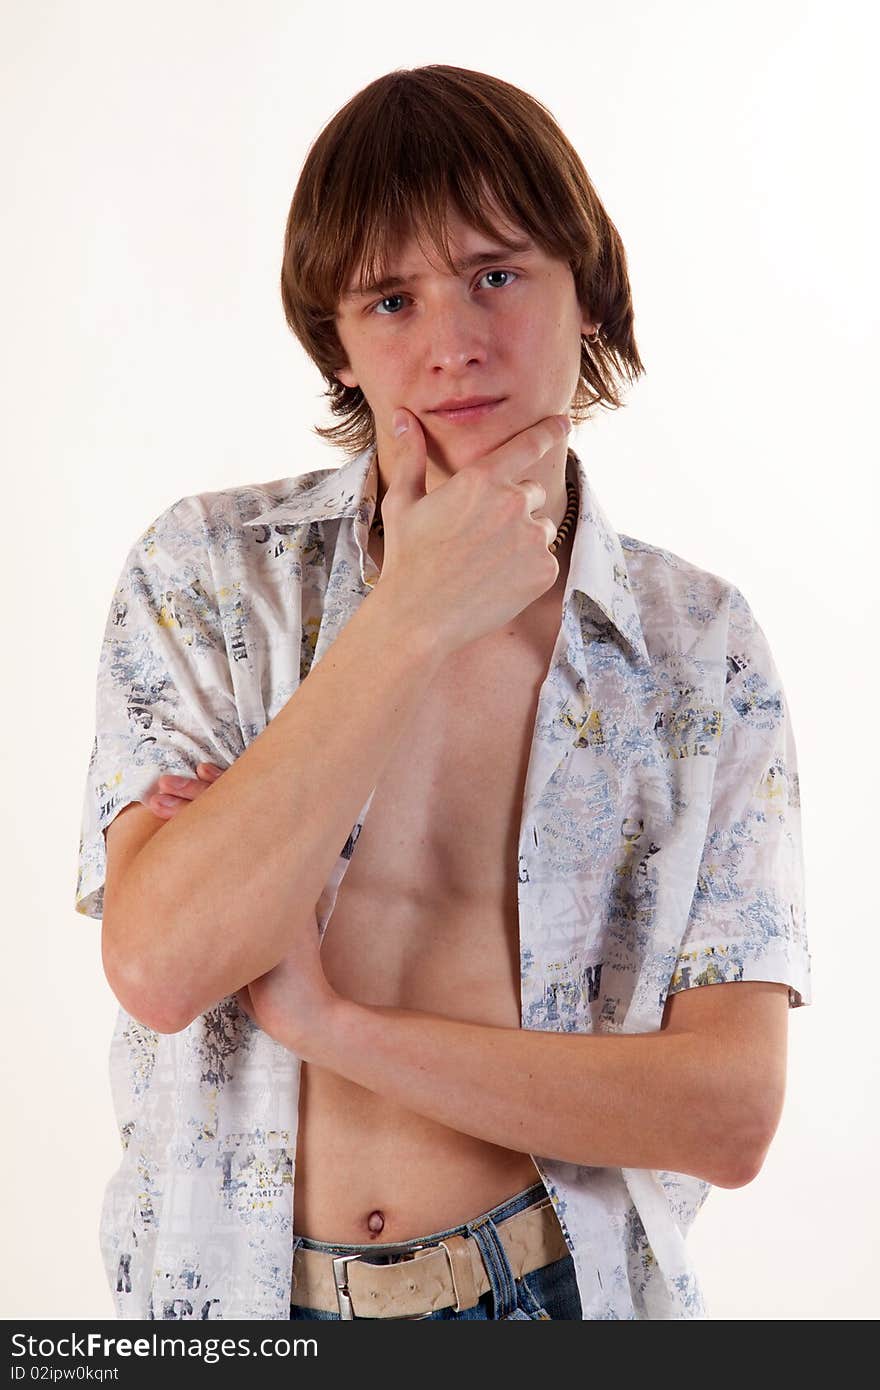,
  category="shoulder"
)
[619,531,763,657]
[196,467,336,526]
[620,534,789,750]
[132,467,338,567]
[620,531,736,608]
